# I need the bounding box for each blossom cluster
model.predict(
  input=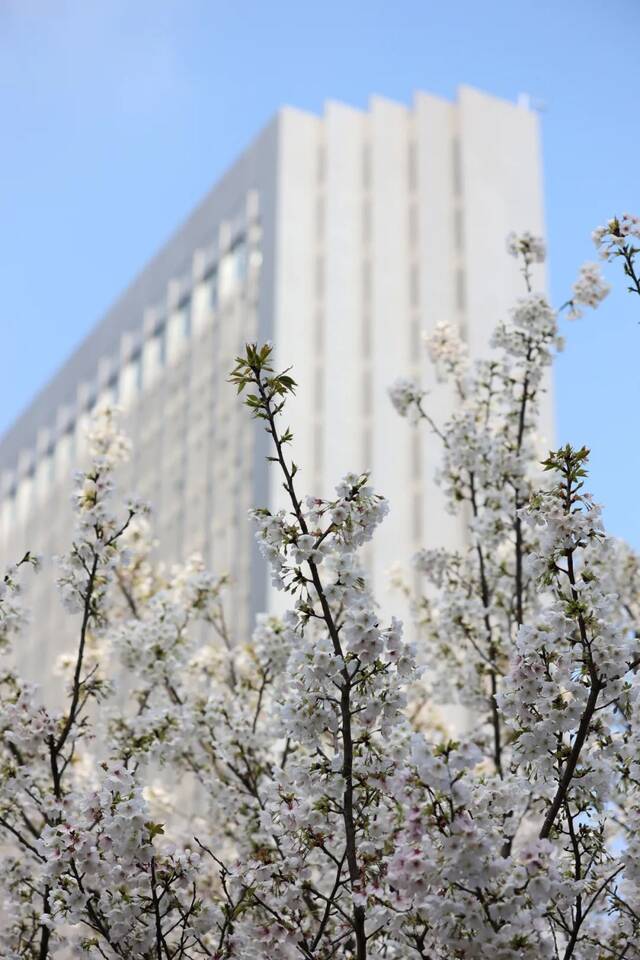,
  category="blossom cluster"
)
[0,224,638,960]
[38,764,212,955]
[424,321,470,389]
[593,213,640,259]
[506,230,546,264]
[388,376,425,423]
[591,213,640,302]
[387,228,640,957]
[566,261,610,318]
